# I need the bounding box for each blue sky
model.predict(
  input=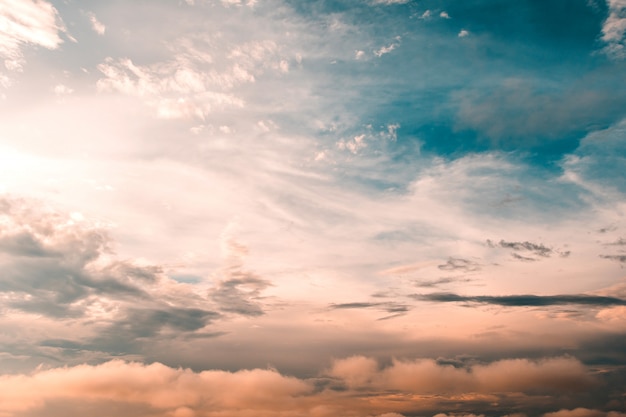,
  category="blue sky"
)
[0,1,625,416]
